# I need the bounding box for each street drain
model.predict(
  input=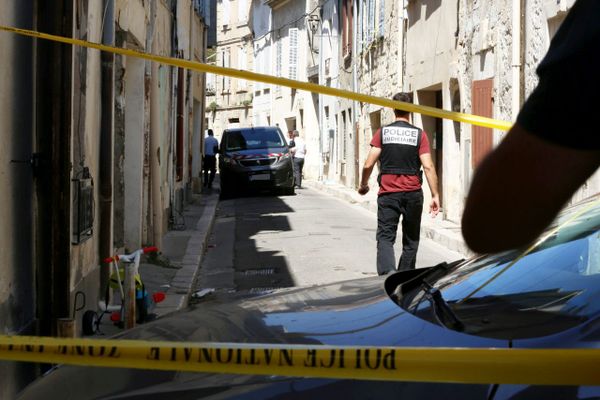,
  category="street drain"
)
[242,268,275,276]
